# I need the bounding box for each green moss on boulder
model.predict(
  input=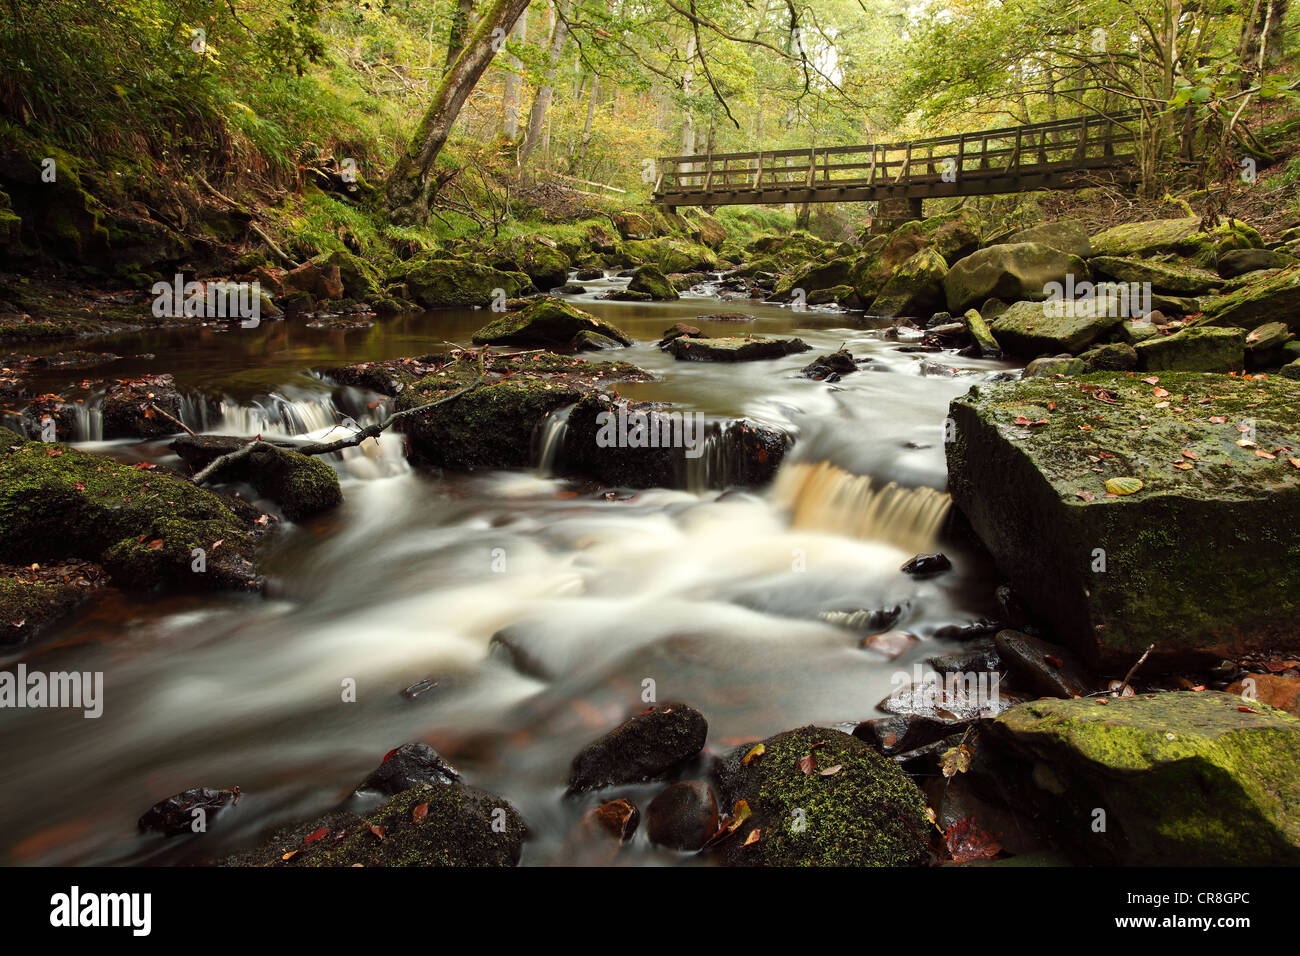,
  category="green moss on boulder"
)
[627,264,679,301]
[1197,265,1300,332]
[391,256,529,307]
[712,726,931,866]
[1135,326,1245,372]
[944,242,1071,313]
[1090,256,1220,295]
[989,299,1123,357]
[869,248,948,317]
[471,297,633,348]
